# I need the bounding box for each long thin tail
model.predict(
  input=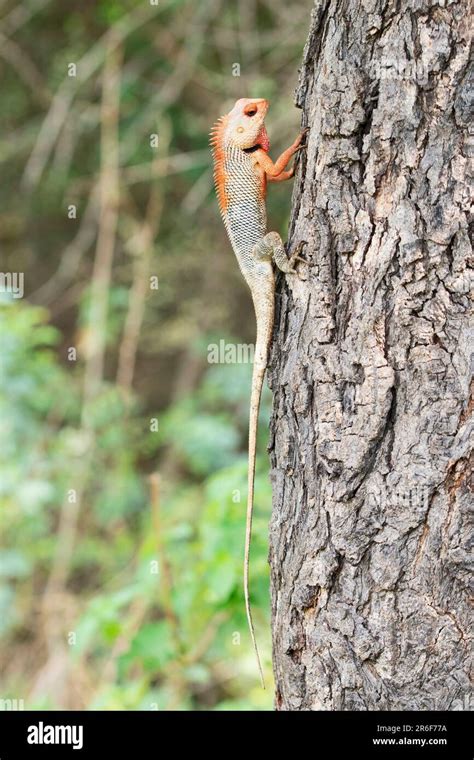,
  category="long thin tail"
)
[244,355,267,689]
